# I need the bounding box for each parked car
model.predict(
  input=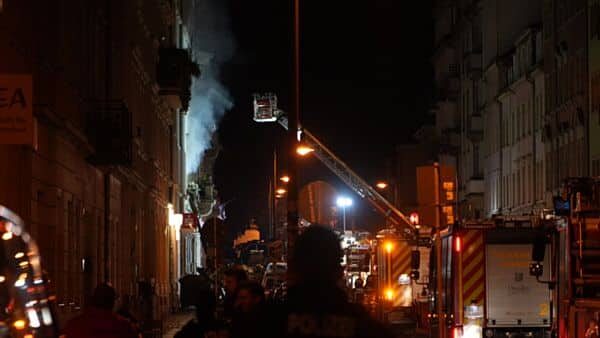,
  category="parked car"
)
[261,262,287,298]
